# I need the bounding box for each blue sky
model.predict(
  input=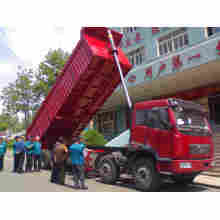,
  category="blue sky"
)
[0,26,81,93]
[0,27,22,87]
[0,27,19,63]
[0,25,81,113]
